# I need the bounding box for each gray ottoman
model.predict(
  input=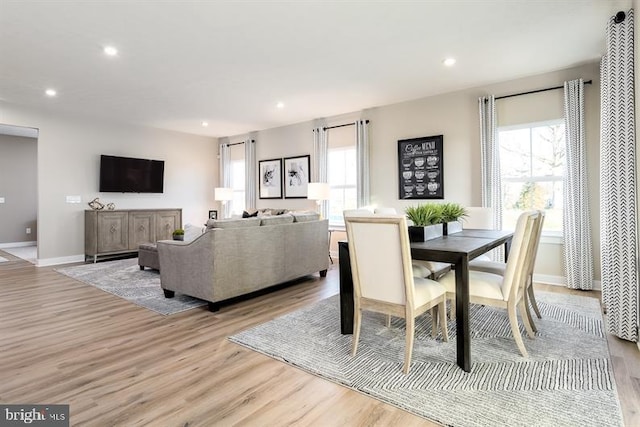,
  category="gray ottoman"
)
[139,243,160,271]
